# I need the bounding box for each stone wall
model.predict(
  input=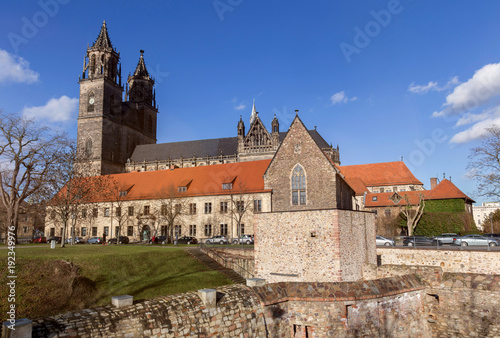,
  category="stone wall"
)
[254,209,376,283]
[377,247,500,274]
[32,285,267,337]
[203,248,256,279]
[426,273,500,337]
[263,116,346,211]
[31,276,429,338]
